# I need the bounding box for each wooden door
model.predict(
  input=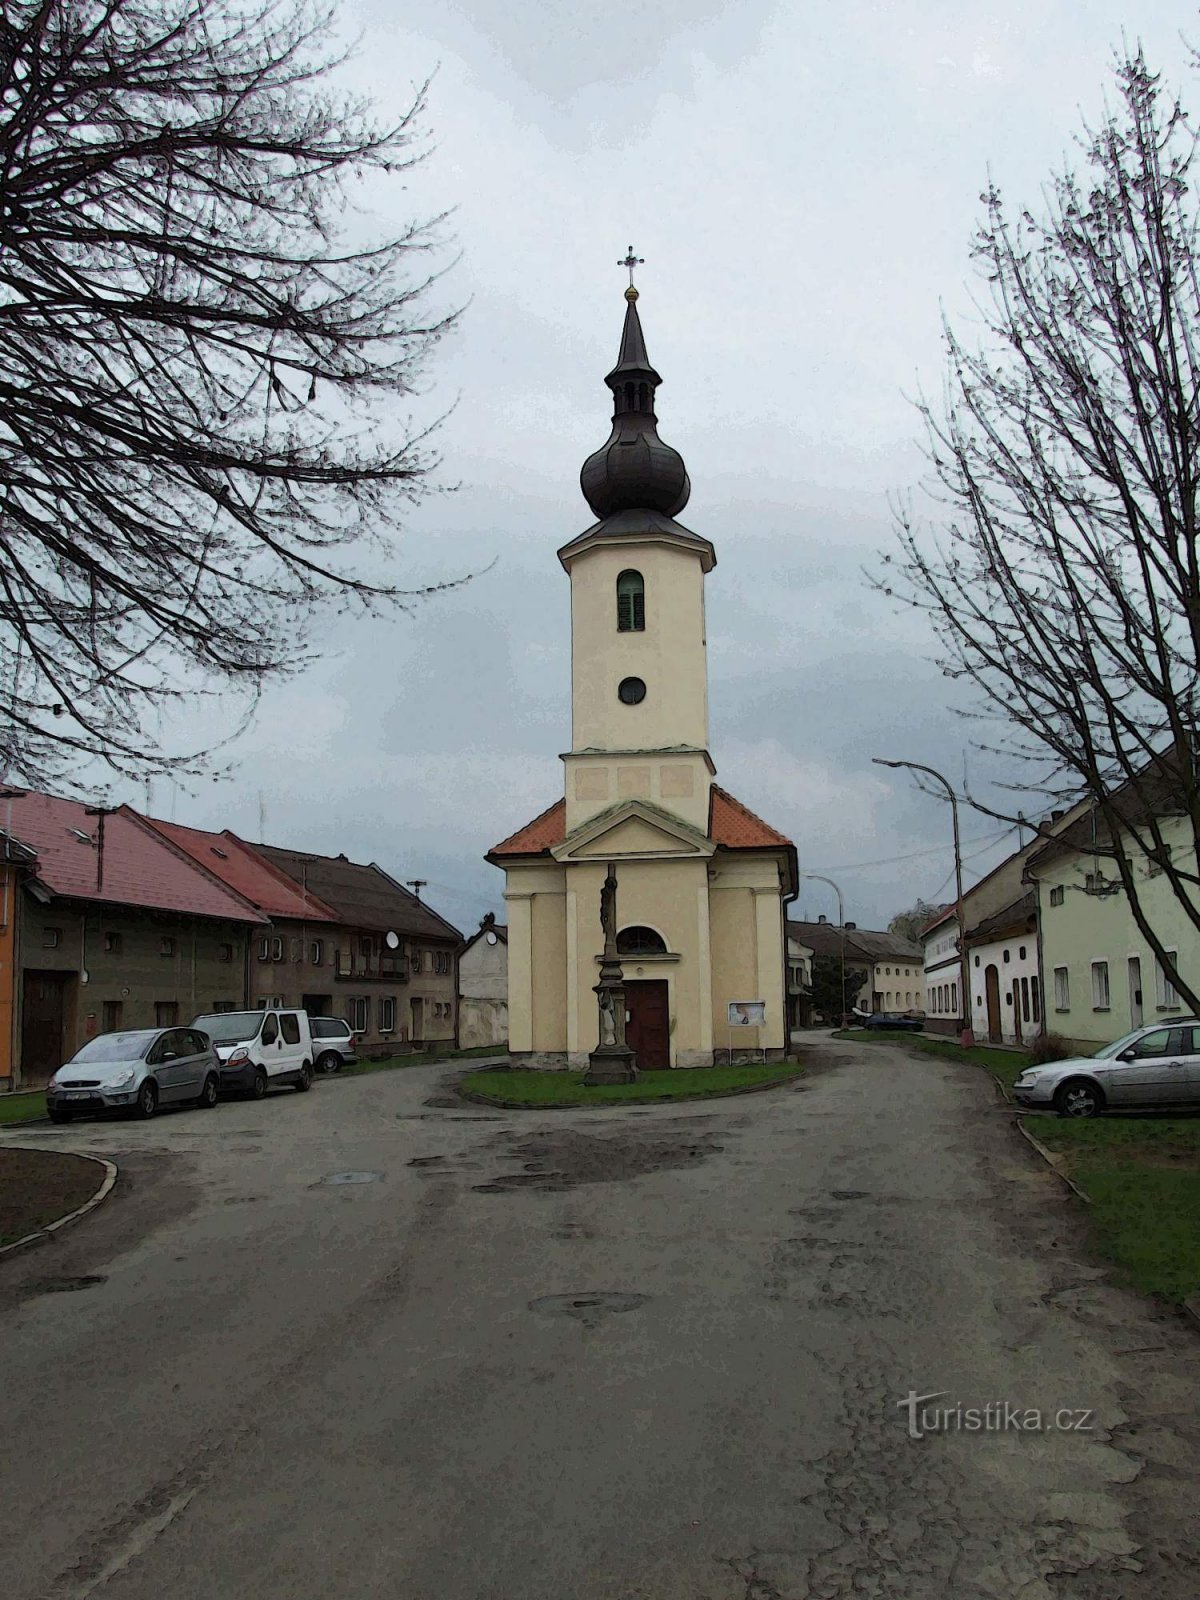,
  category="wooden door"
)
[21,970,69,1086]
[984,965,1002,1043]
[625,980,669,1070]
